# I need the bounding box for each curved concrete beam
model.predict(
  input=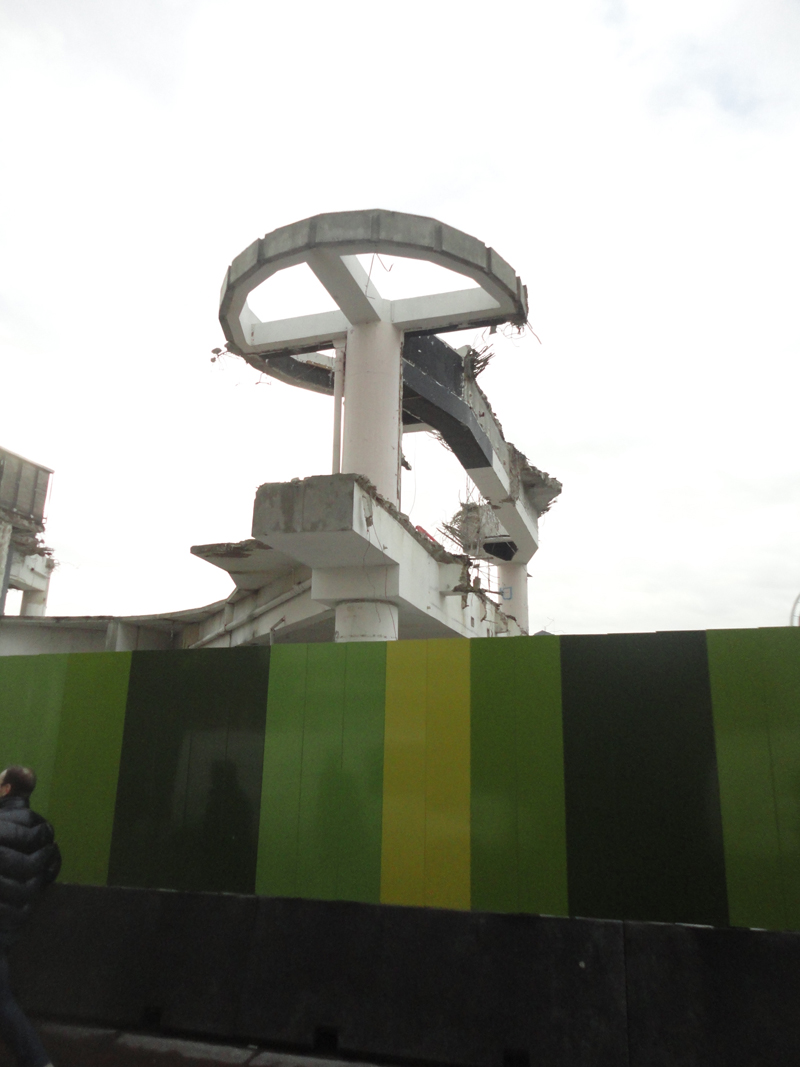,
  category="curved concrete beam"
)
[219,209,528,363]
